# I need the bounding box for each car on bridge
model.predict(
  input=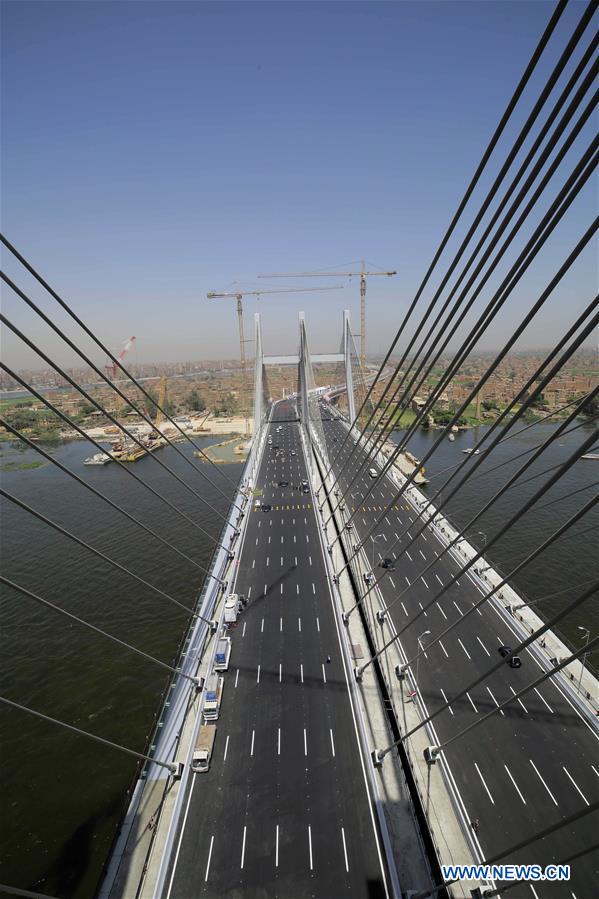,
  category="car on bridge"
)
[380,557,395,570]
[498,645,522,668]
[261,503,272,512]
[278,480,289,487]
